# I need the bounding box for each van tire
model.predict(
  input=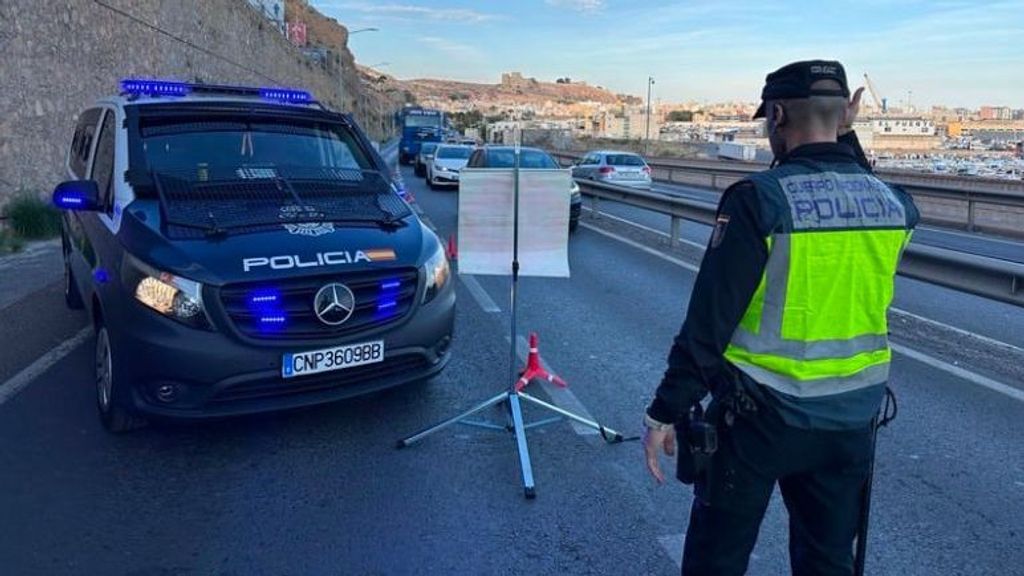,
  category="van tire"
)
[95,325,147,433]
